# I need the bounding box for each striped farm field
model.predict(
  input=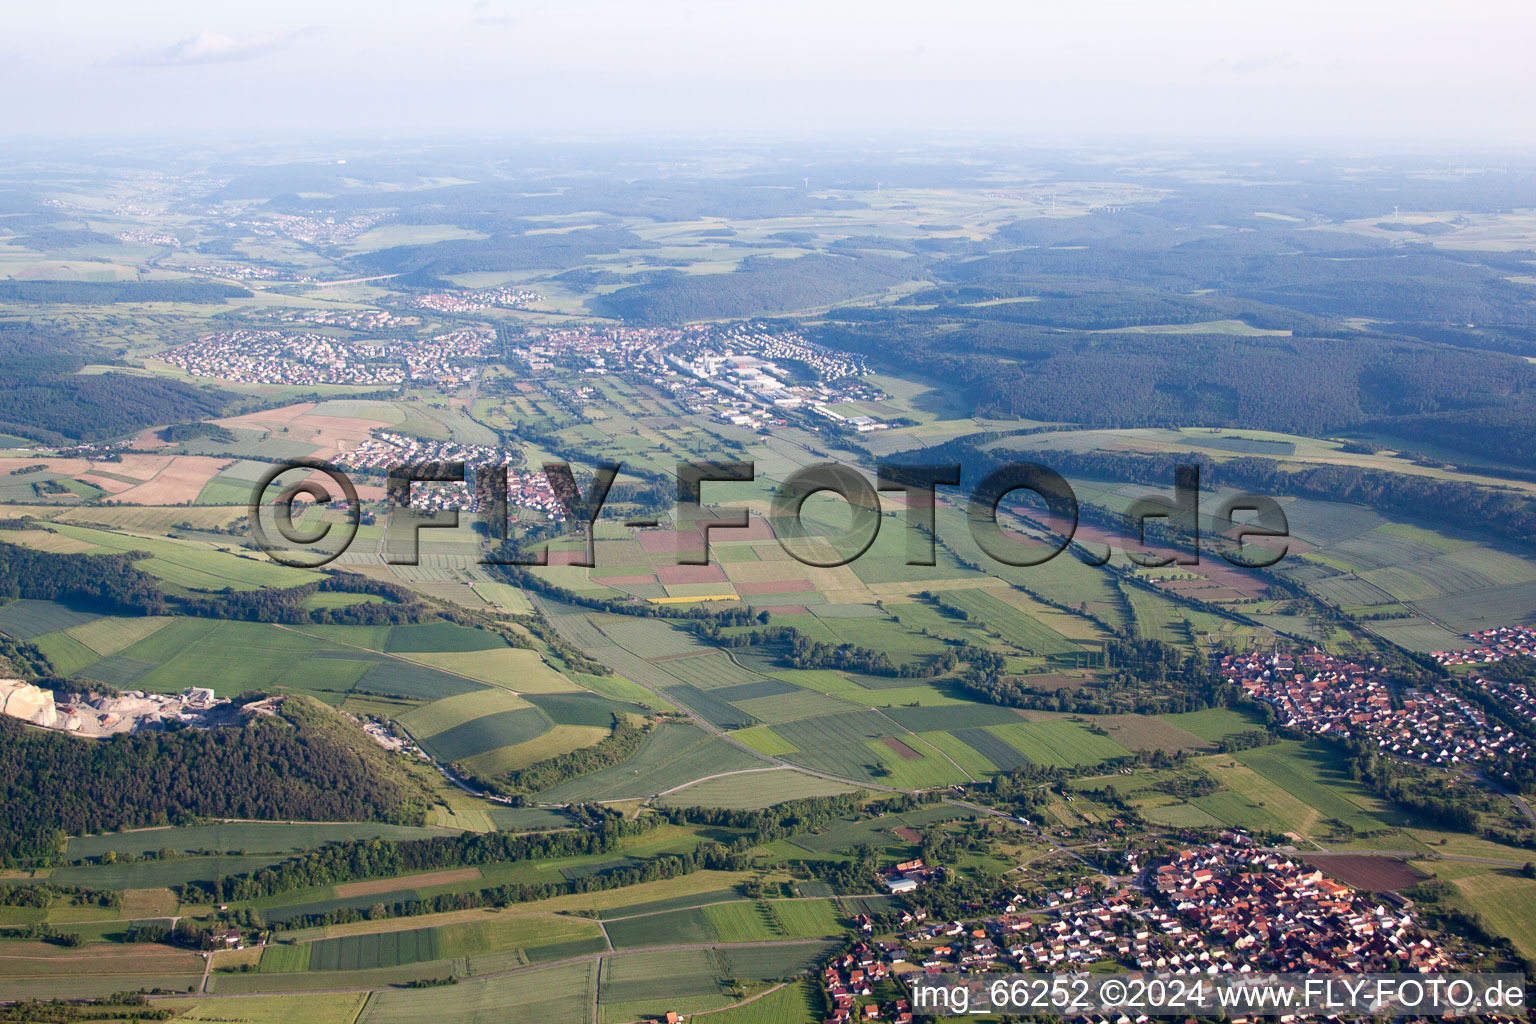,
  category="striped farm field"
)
[308,928,442,971]
[56,504,247,531]
[596,617,710,658]
[653,653,765,689]
[335,868,482,899]
[460,723,610,776]
[67,822,453,860]
[987,718,1132,767]
[402,648,579,692]
[935,589,1080,656]
[0,599,101,640]
[537,722,768,803]
[178,994,367,1024]
[602,906,716,948]
[435,912,605,958]
[354,659,486,701]
[111,620,360,695]
[1208,741,1386,834]
[882,704,1019,732]
[834,683,968,708]
[384,621,508,653]
[656,769,861,809]
[359,960,597,1024]
[471,581,534,614]
[399,688,533,740]
[915,729,1001,777]
[415,707,552,763]
[702,900,783,941]
[117,889,180,918]
[525,690,649,727]
[731,689,860,725]
[599,947,727,1004]
[1442,866,1536,959]
[597,888,744,922]
[1438,545,1536,586]
[701,979,821,1024]
[62,615,174,656]
[50,854,290,889]
[951,727,1031,772]
[48,522,319,590]
[1123,585,1190,643]
[717,941,838,980]
[32,630,102,676]
[257,943,312,973]
[769,898,847,938]
[771,711,896,784]
[664,683,757,729]
[1160,707,1268,743]
[576,672,678,711]
[729,725,798,756]
[865,736,970,788]
[1089,713,1216,752]
[0,528,96,553]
